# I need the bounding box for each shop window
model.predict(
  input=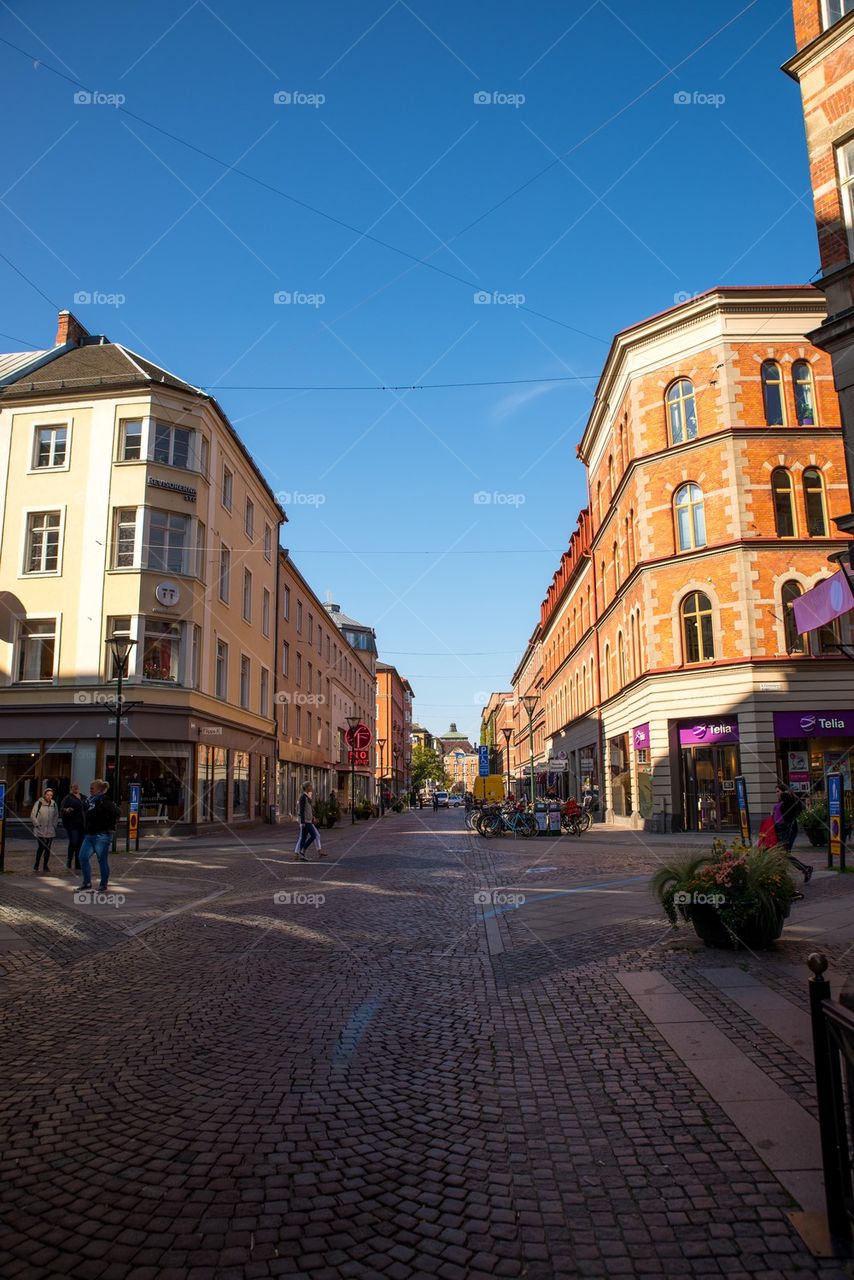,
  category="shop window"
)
[609,734,633,817]
[761,361,785,426]
[33,424,68,468]
[666,378,698,445]
[803,467,828,536]
[674,483,706,551]
[781,581,805,654]
[681,591,715,664]
[17,618,56,682]
[793,361,817,426]
[143,618,181,682]
[233,751,249,818]
[771,468,796,537]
